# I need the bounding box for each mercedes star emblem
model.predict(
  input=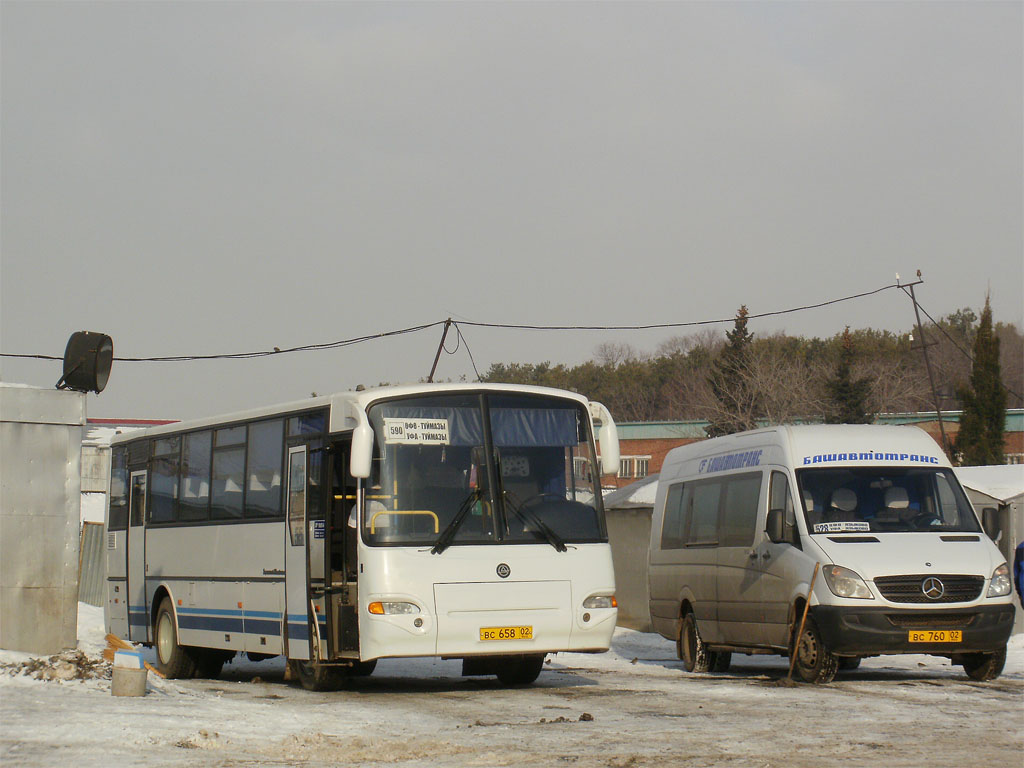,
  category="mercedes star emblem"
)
[921,576,945,600]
